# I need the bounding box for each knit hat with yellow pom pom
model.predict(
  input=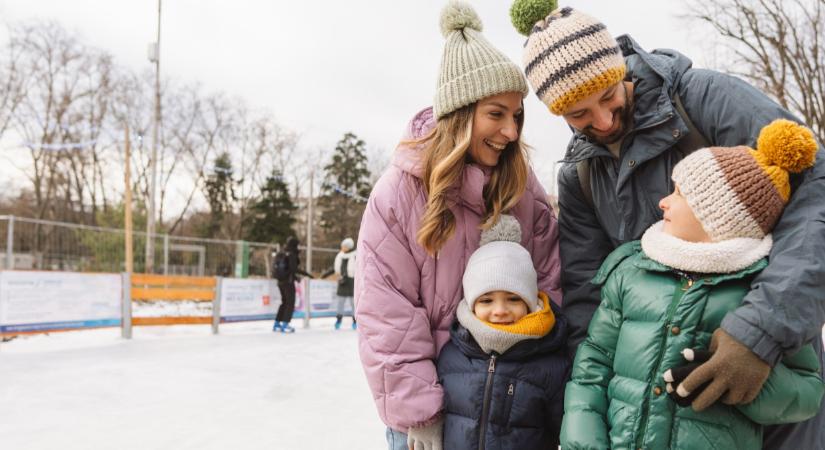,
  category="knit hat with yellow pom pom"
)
[672,119,818,241]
